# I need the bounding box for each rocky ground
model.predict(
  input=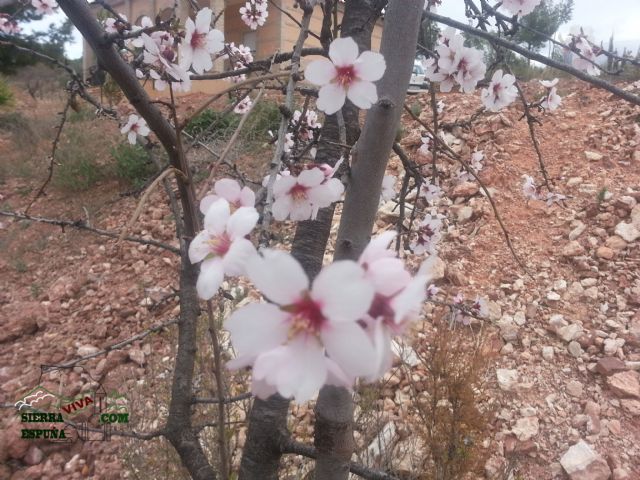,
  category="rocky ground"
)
[1,79,640,479]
